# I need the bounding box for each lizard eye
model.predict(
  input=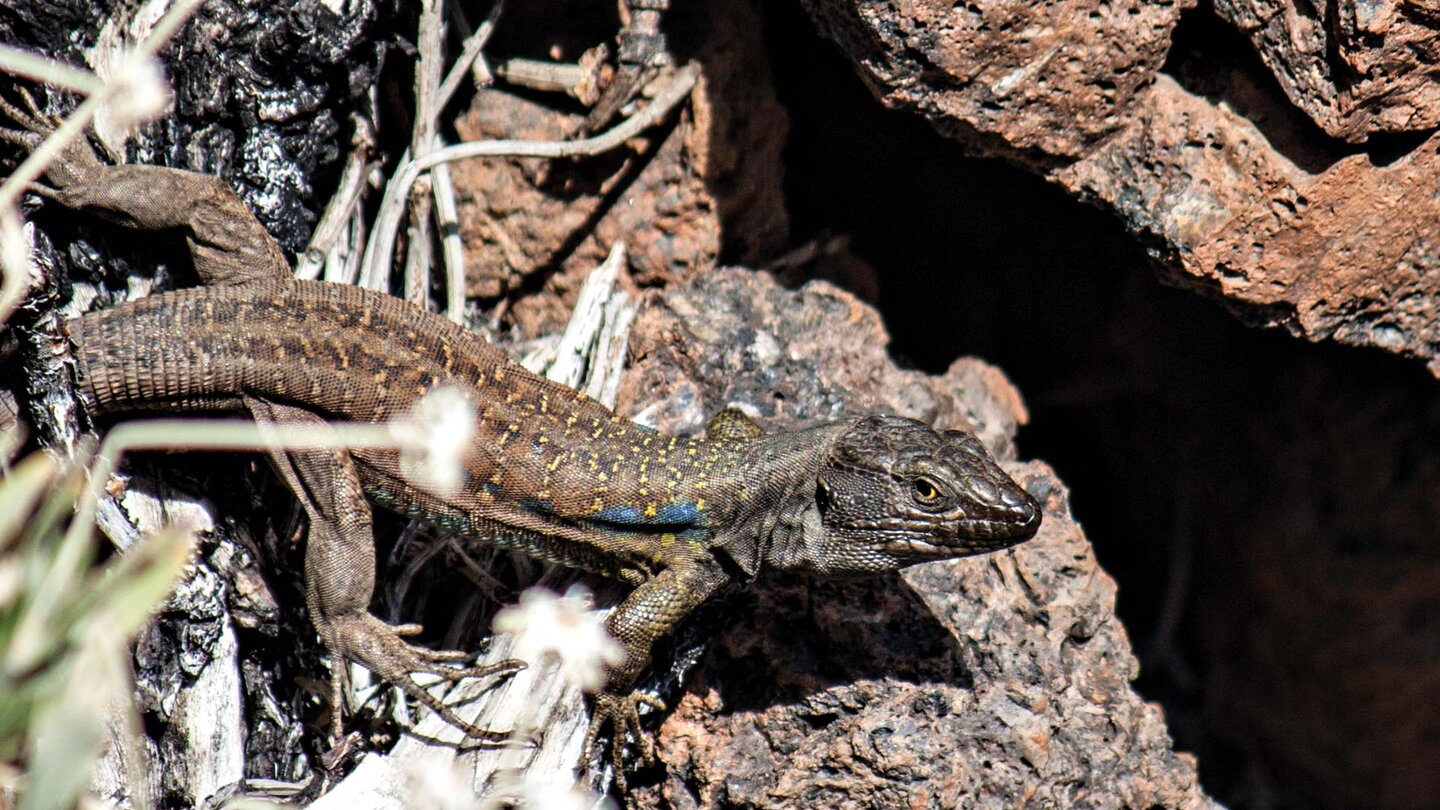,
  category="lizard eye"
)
[911,477,941,504]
